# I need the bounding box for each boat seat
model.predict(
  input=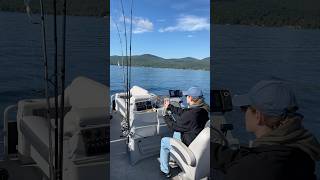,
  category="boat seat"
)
[64,107,107,138]
[169,127,210,180]
[19,115,53,165]
[130,86,150,97]
[66,76,108,109]
[63,76,108,138]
